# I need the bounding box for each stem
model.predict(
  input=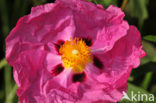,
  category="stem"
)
[0,58,7,70]
[121,0,129,11]
[6,84,18,103]
[4,65,12,103]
